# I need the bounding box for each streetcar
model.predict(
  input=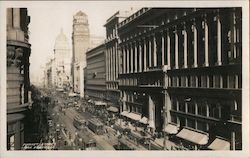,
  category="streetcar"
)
[73,116,87,130]
[87,118,104,135]
[74,132,97,150]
